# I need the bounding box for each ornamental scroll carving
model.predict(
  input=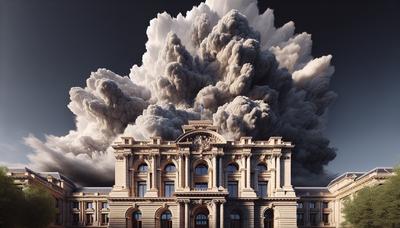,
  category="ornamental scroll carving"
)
[191,134,213,152]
